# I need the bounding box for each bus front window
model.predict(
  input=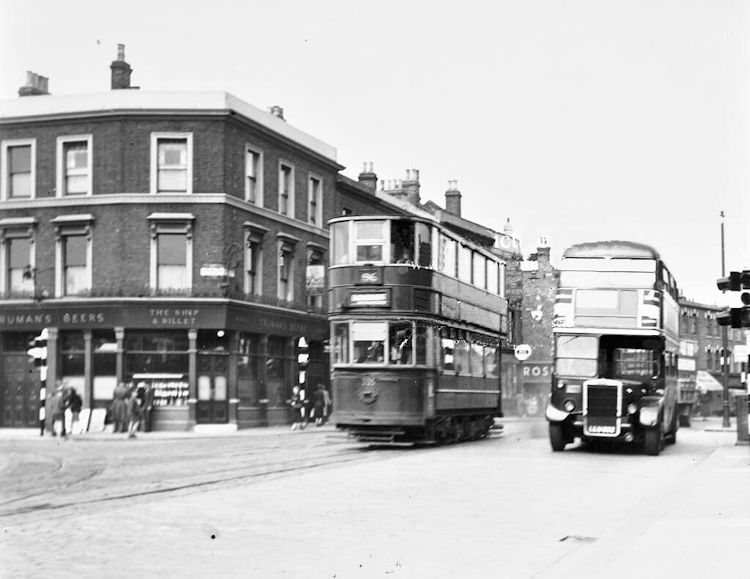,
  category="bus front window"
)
[555,335,598,377]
